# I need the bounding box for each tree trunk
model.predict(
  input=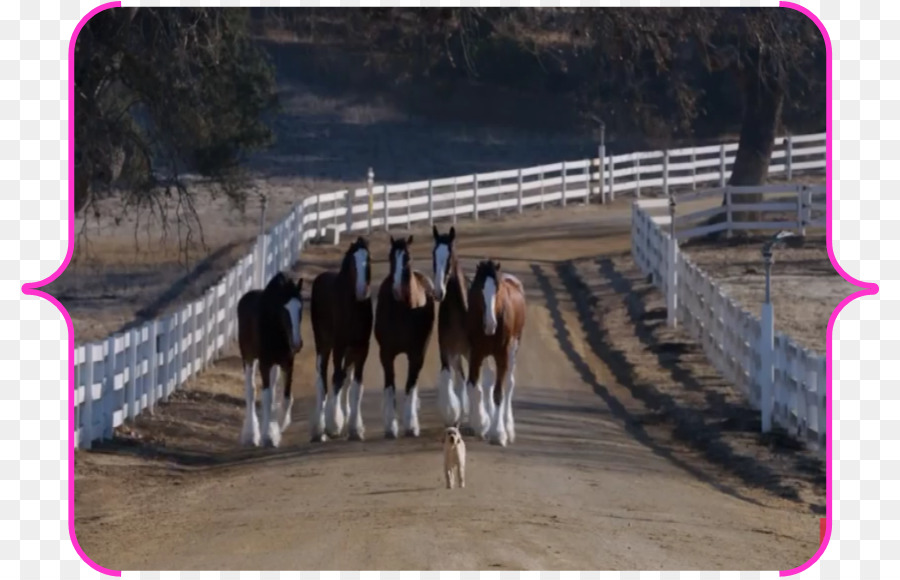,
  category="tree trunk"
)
[728,53,784,219]
[705,47,785,238]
